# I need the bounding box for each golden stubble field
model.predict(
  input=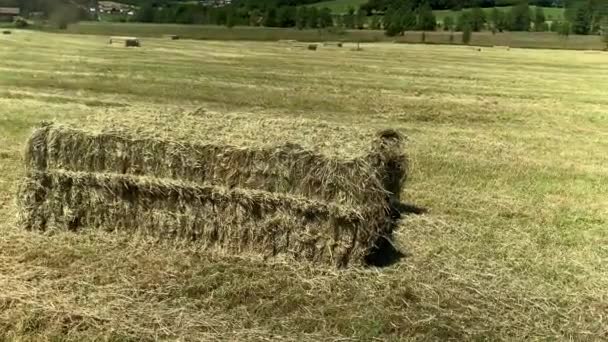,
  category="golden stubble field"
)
[0,30,607,340]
